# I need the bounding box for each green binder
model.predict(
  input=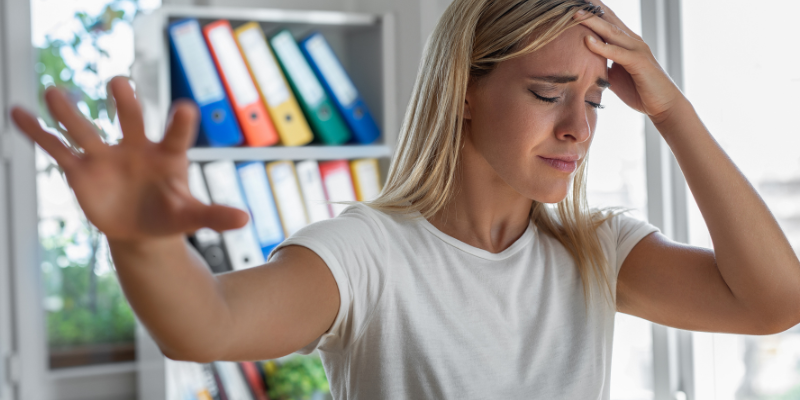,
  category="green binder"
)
[269,30,351,145]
